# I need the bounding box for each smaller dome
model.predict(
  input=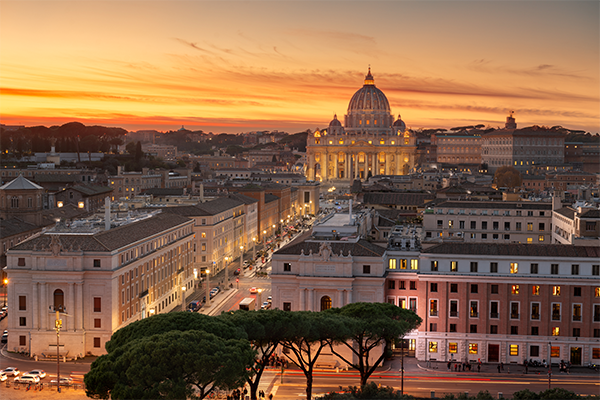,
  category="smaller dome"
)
[329,114,342,127]
[393,115,406,131]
